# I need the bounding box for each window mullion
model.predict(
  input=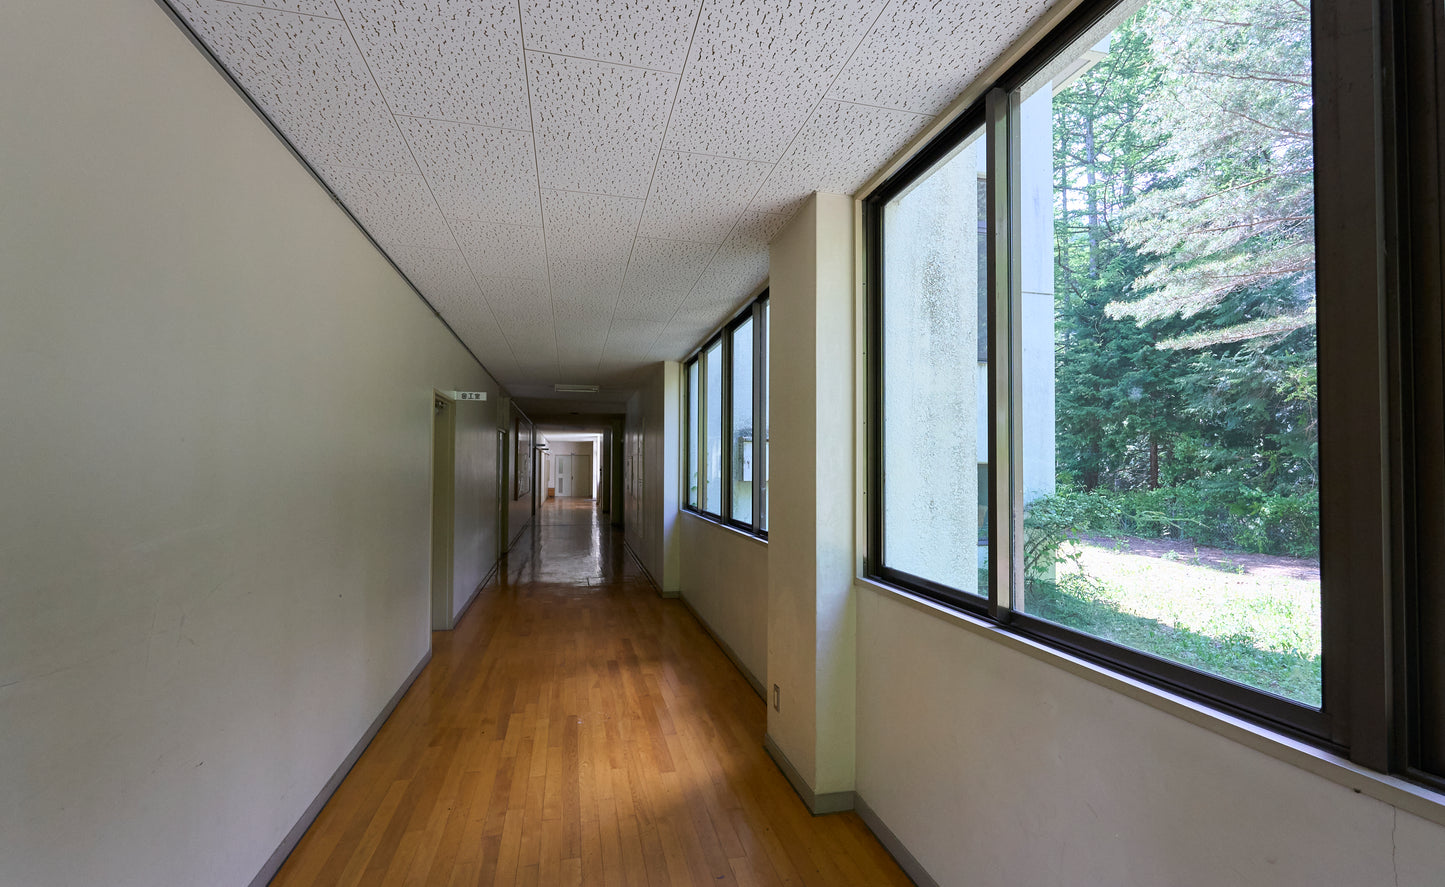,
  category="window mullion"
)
[987,87,1024,621]
[722,330,733,521]
[753,301,766,532]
